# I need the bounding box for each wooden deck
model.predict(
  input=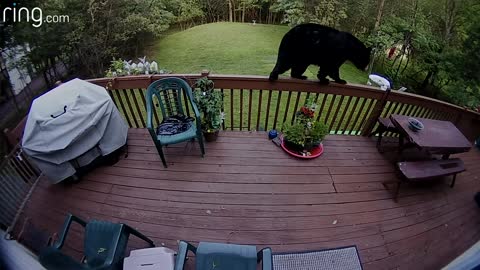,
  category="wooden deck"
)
[16,129,480,269]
